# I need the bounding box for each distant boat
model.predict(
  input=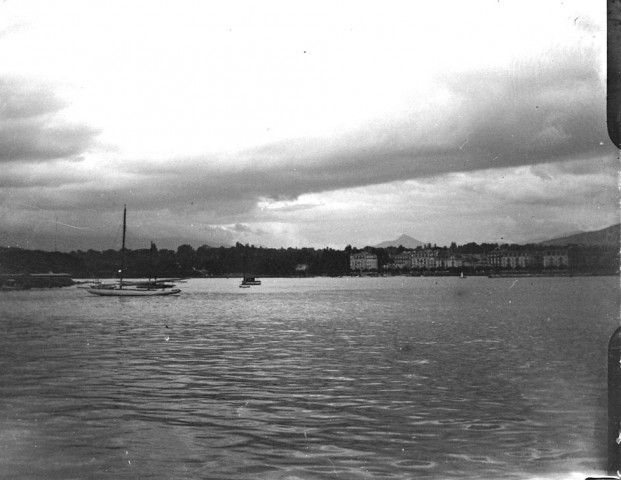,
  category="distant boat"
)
[460,272,467,279]
[86,206,181,297]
